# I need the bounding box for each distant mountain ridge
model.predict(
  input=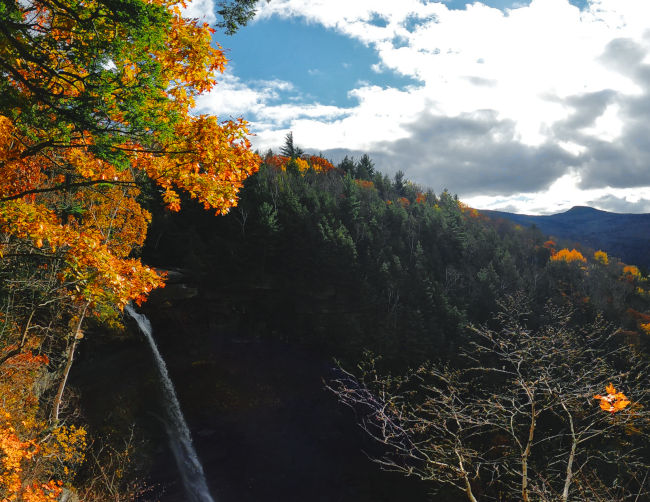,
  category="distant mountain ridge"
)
[481,206,650,268]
